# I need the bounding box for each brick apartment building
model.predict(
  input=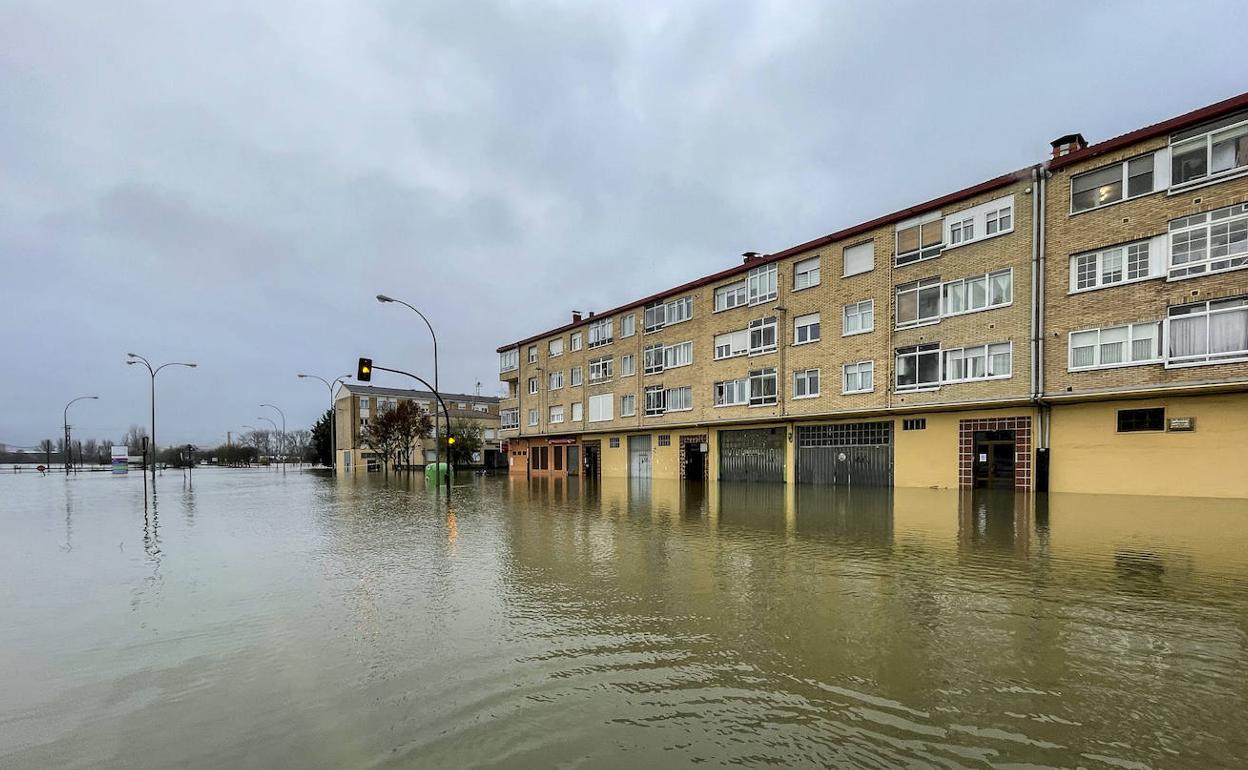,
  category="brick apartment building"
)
[497,92,1248,498]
